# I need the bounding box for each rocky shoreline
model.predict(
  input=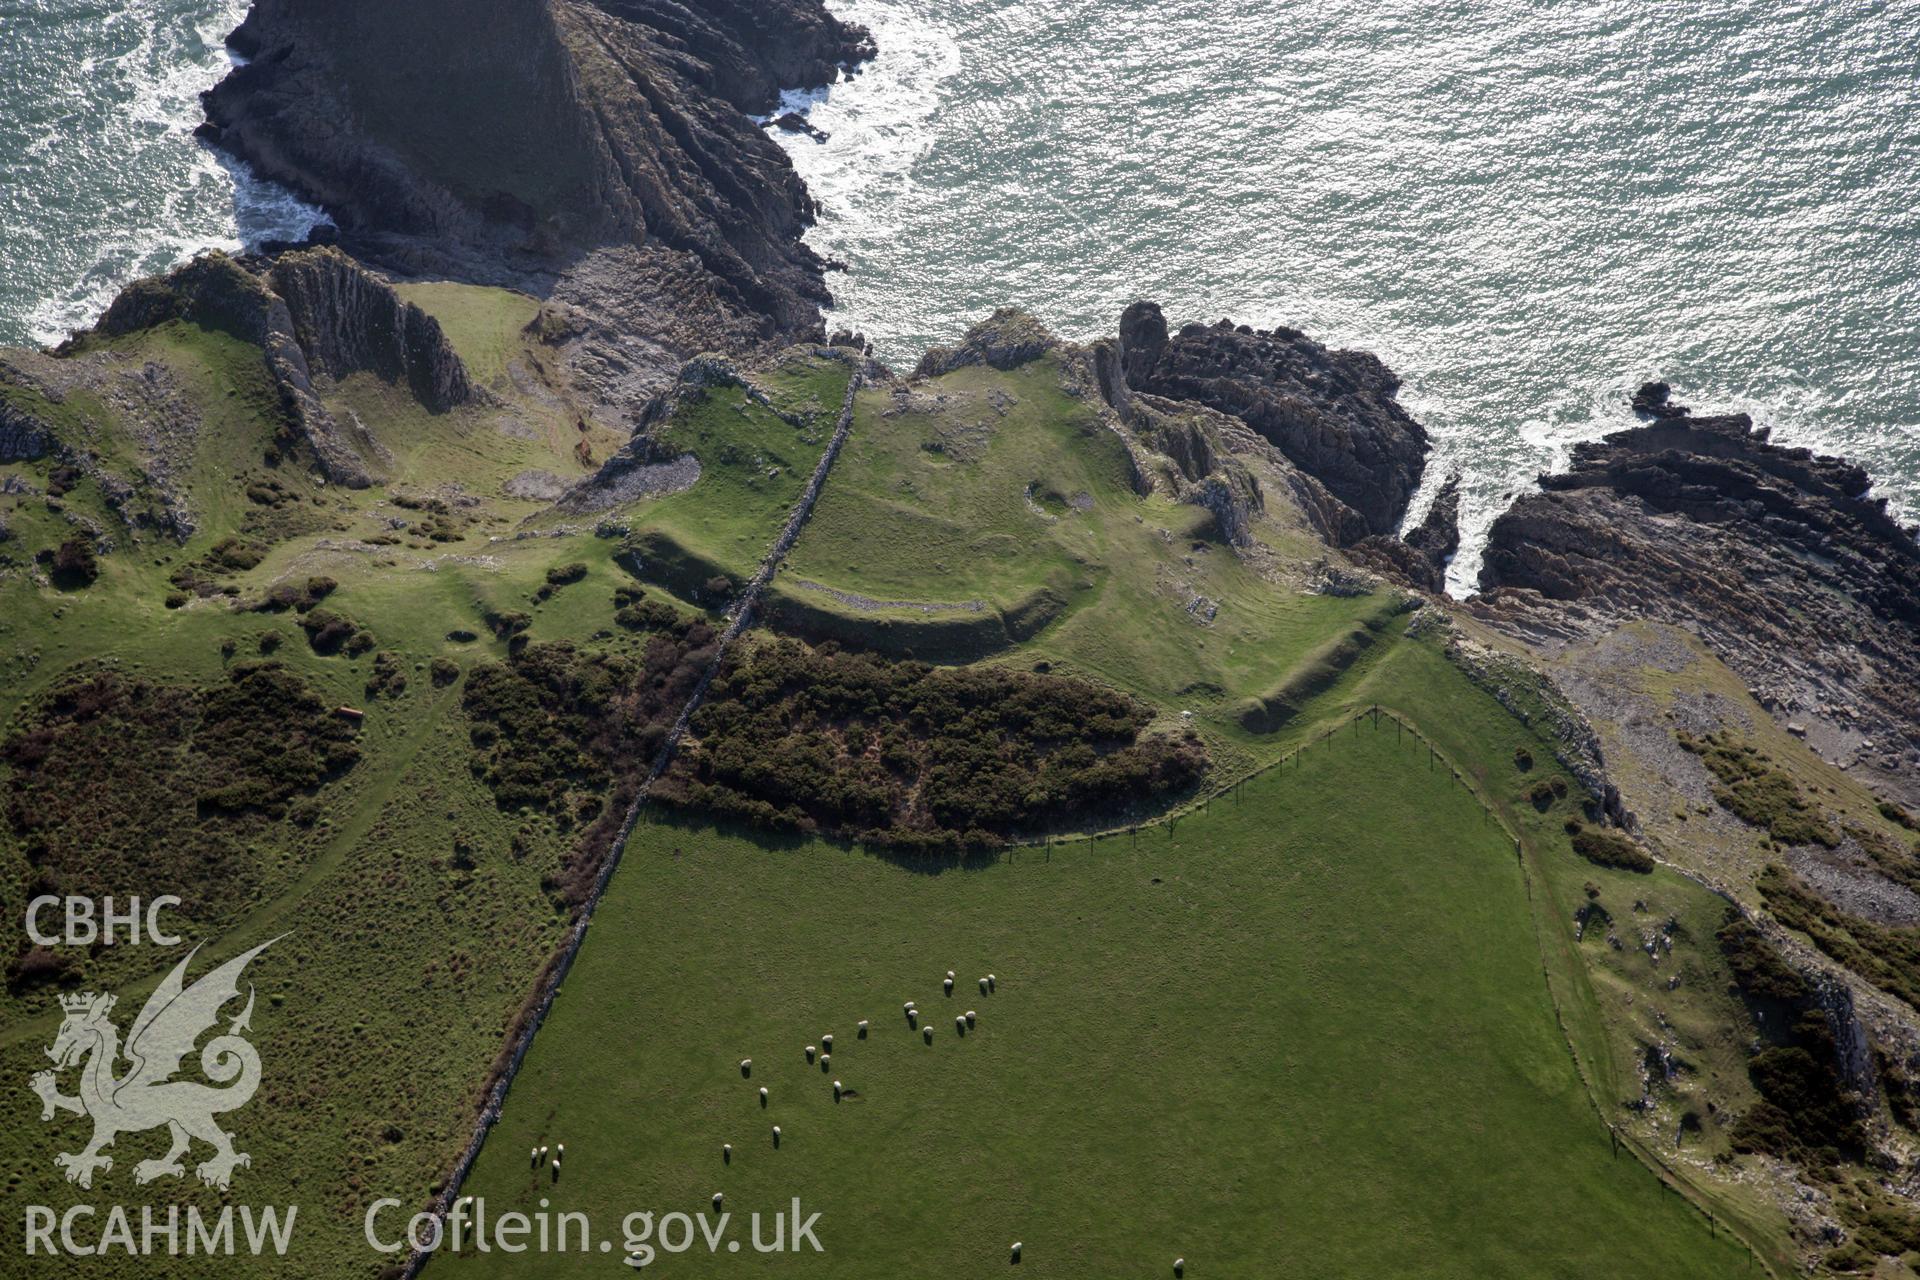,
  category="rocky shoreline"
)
[198,0,873,419]
[1473,383,1920,811]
